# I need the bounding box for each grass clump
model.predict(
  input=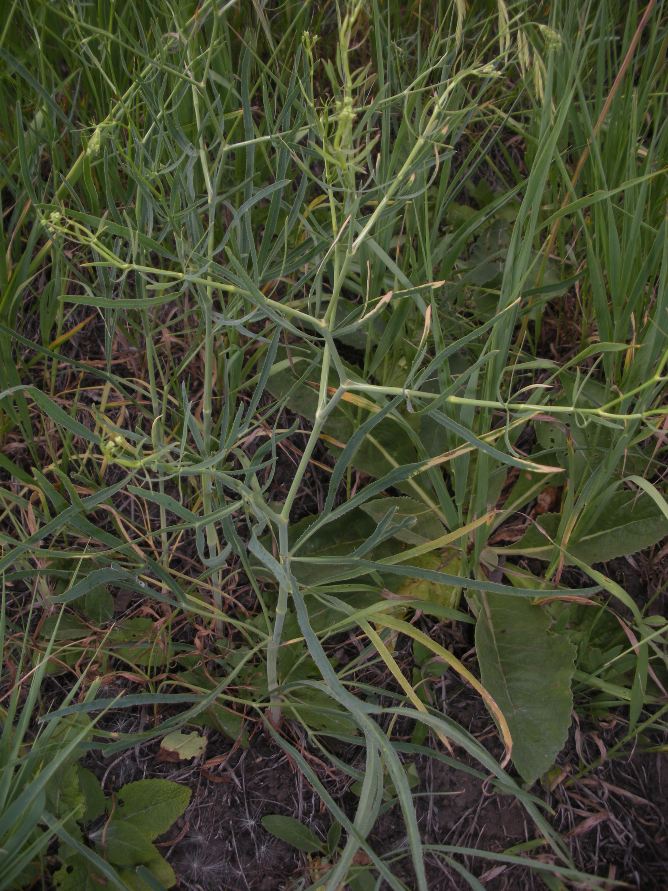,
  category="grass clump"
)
[0,1,666,888]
